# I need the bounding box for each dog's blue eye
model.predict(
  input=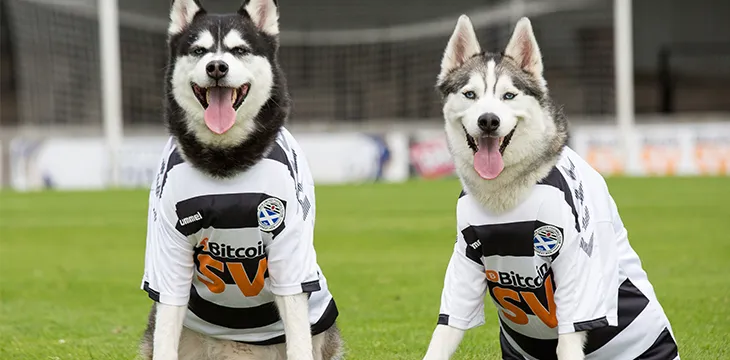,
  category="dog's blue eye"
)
[463,91,477,100]
[192,48,206,56]
[503,92,517,100]
[231,47,248,56]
